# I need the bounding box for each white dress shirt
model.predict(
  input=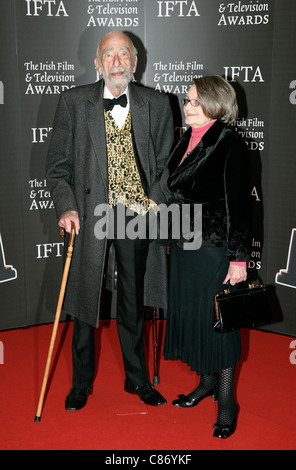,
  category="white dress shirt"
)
[103,86,130,129]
